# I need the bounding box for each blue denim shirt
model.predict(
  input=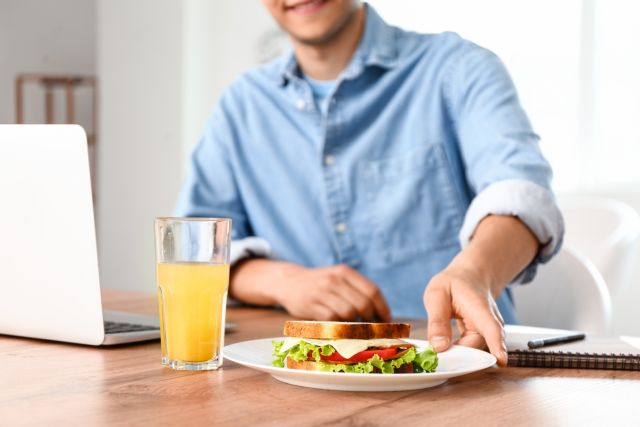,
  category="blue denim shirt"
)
[175,6,564,321]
